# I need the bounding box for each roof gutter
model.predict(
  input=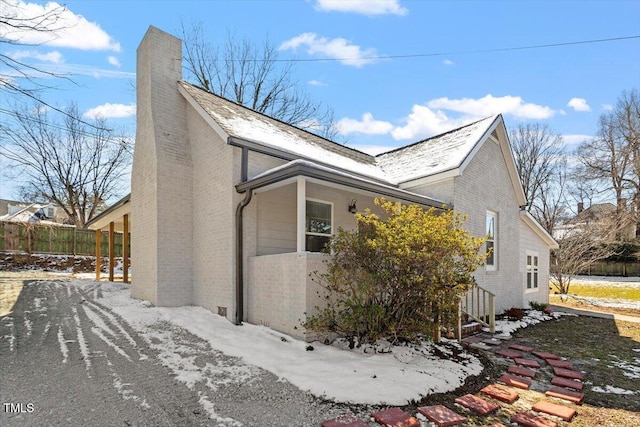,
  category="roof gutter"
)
[234,146,250,326]
[236,161,451,210]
